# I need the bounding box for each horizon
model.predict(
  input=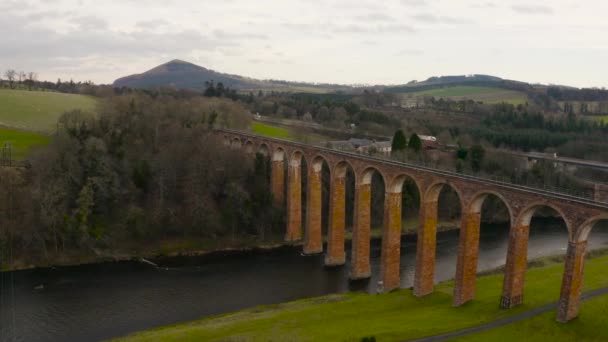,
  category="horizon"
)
[1,0,607,88]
